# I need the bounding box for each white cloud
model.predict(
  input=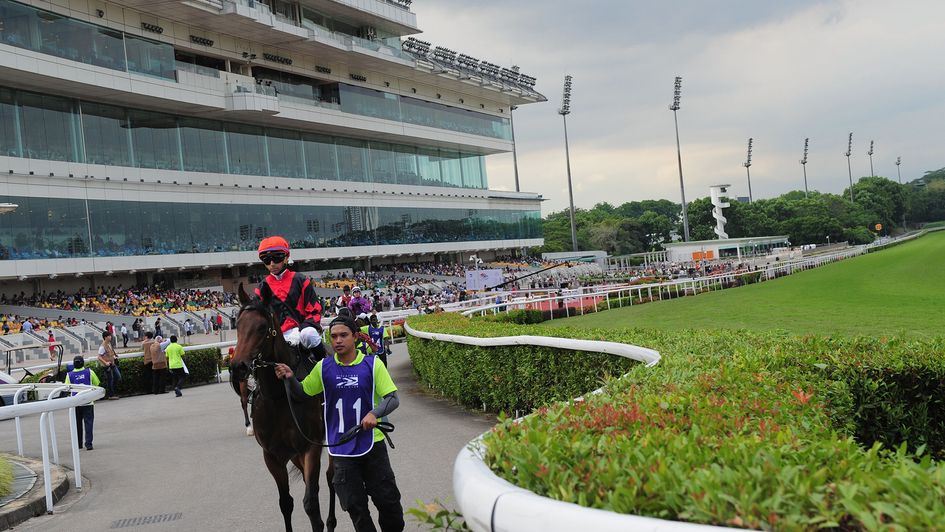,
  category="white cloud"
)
[417,0,945,214]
